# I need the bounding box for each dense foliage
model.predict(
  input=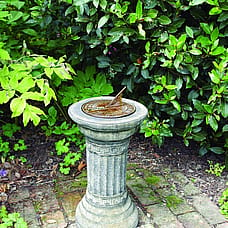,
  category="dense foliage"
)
[0,0,227,165]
